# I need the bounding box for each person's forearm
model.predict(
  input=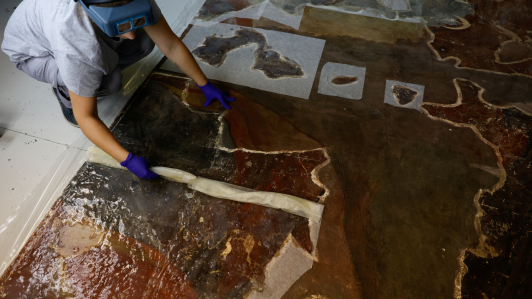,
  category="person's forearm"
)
[78,116,129,163]
[167,39,208,86]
